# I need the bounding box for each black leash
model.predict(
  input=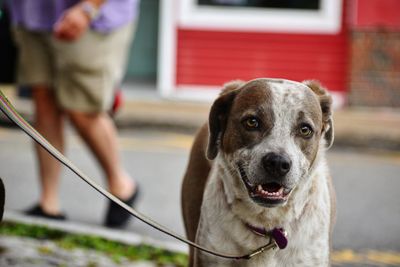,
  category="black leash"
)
[0,90,287,260]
